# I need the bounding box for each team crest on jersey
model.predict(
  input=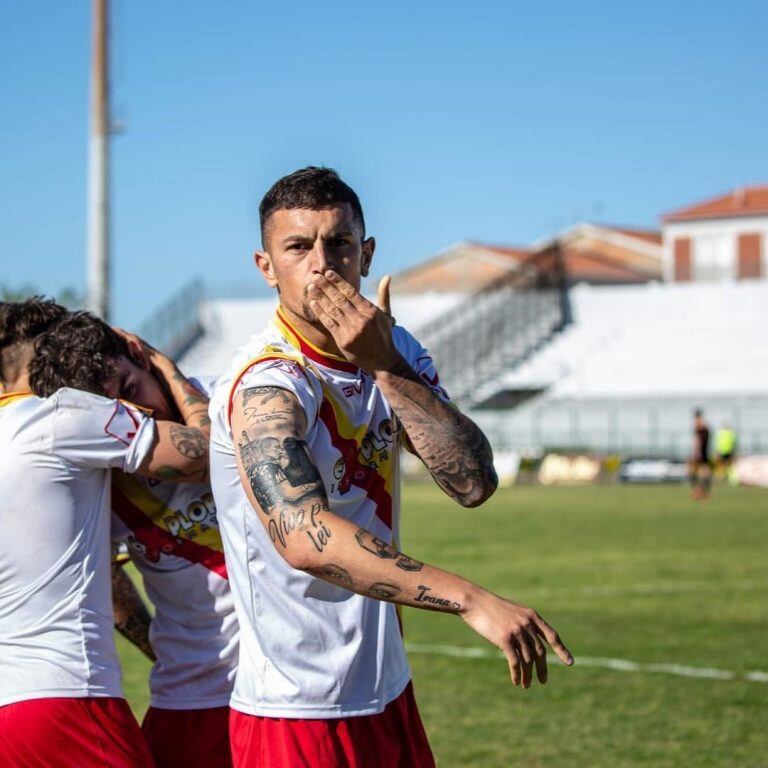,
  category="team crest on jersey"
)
[104,402,140,446]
